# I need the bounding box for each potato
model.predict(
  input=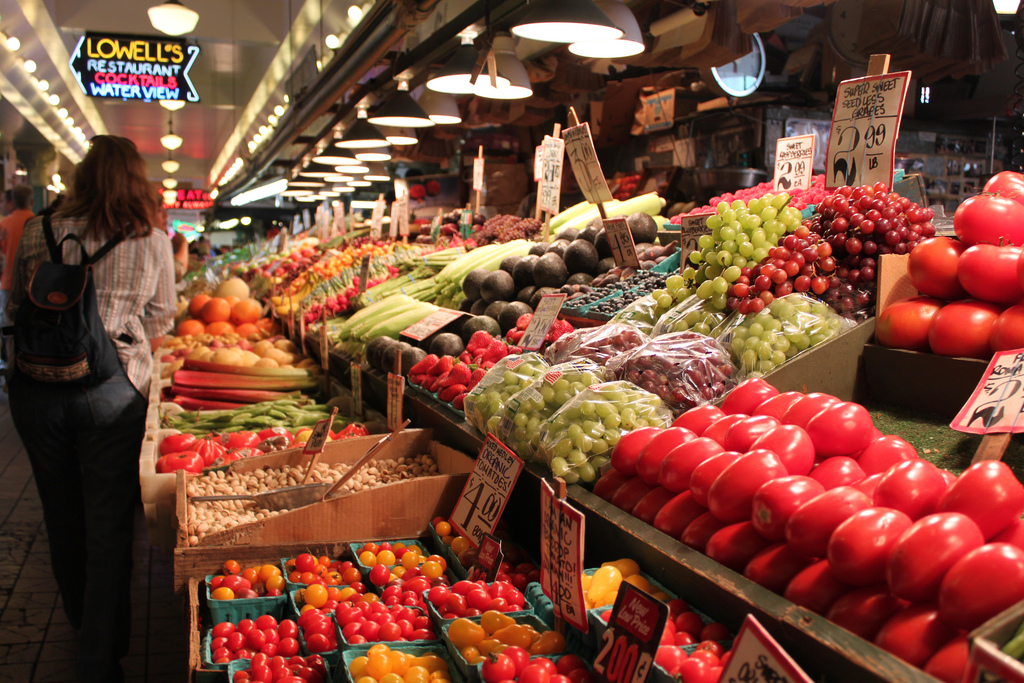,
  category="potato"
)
[239,350,261,367]
[254,357,279,368]
[211,348,243,365]
[186,345,209,361]
[274,339,298,354]
[253,340,275,357]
